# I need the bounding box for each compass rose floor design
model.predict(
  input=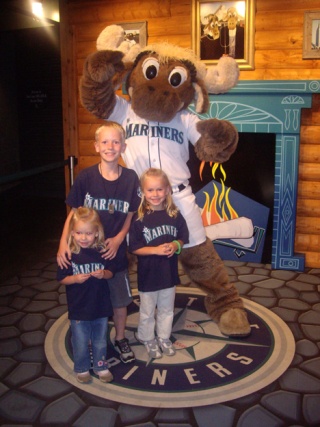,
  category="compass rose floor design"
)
[45,287,295,408]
